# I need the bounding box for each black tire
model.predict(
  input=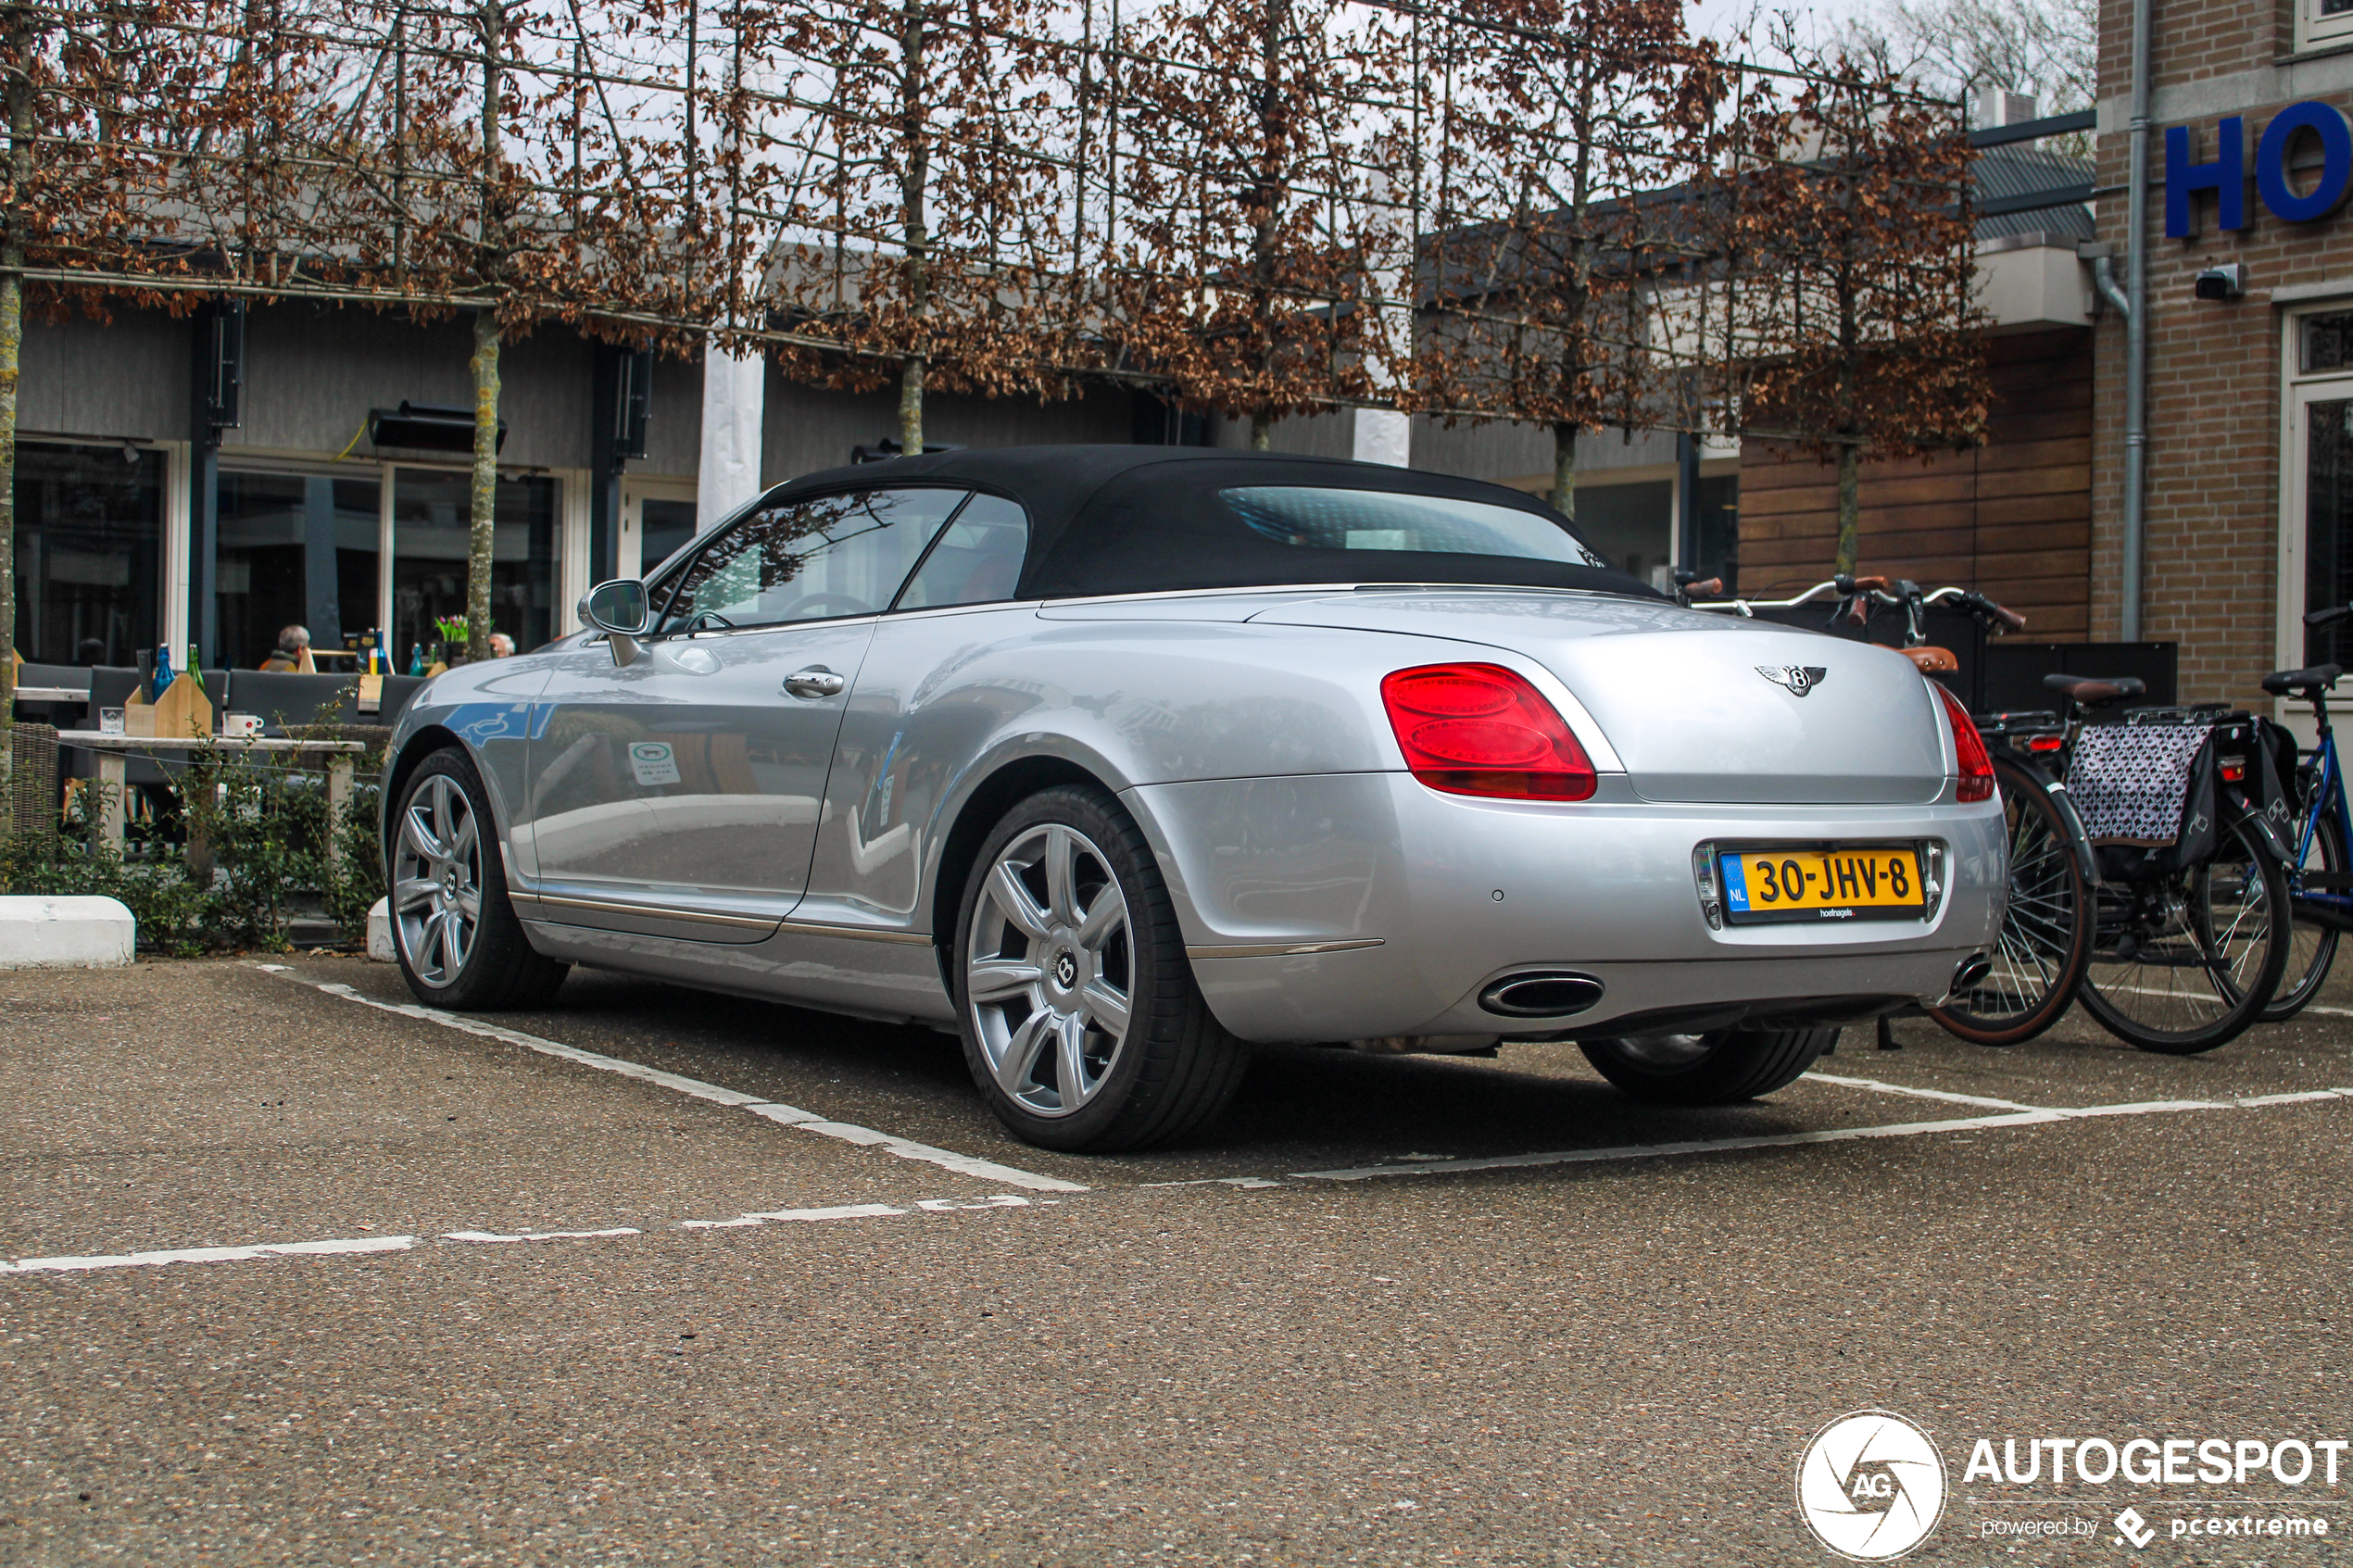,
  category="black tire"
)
[952,784,1248,1151]
[2079,814,2291,1054]
[1577,1027,1837,1105]
[1930,756,2092,1046]
[389,746,569,1010]
[2263,804,2345,1022]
